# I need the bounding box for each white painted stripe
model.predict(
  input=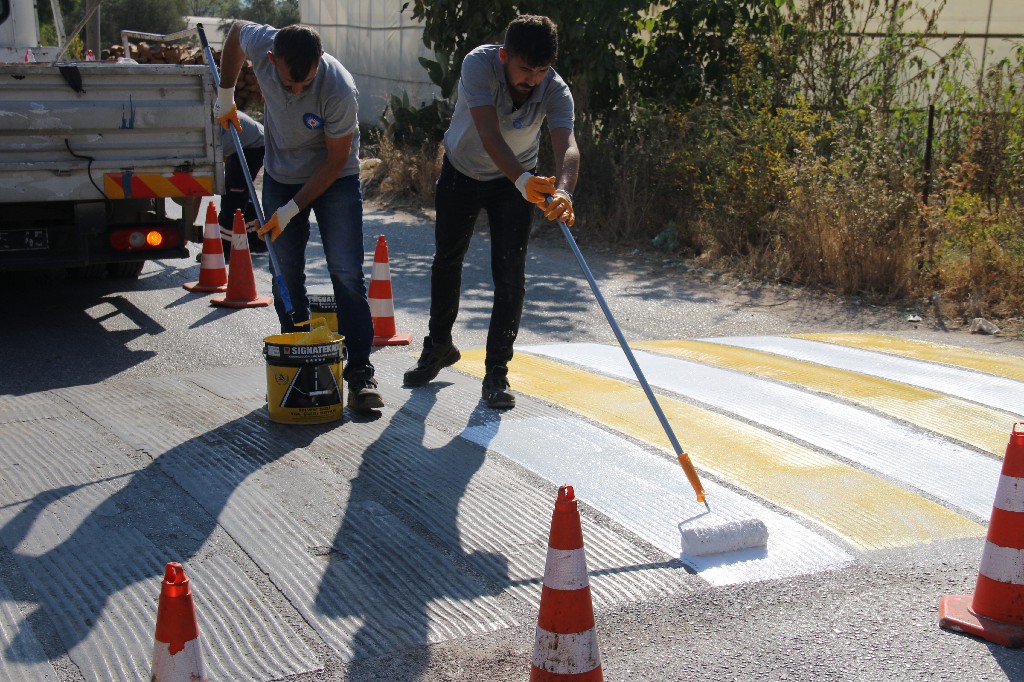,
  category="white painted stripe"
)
[543,547,589,590]
[714,336,1024,416]
[371,262,389,280]
[995,475,1024,513]
[979,541,1024,584]
[369,298,394,317]
[461,416,853,587]
[519,343,1002,519]
[232,232,247,251]
[150,638,207,678]
[201,252,226,268]
[531,627,601,673]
